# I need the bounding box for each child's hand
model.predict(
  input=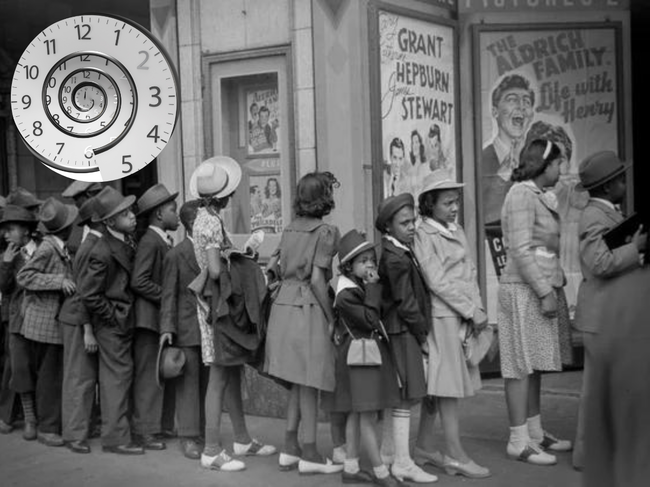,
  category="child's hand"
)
[2,242,20,263]
[364,268,379,284]
[632,225,646,252]
[62,278,76,296]
[540,292,558,318]
[84,327,98,354]
[420,339,429,357]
